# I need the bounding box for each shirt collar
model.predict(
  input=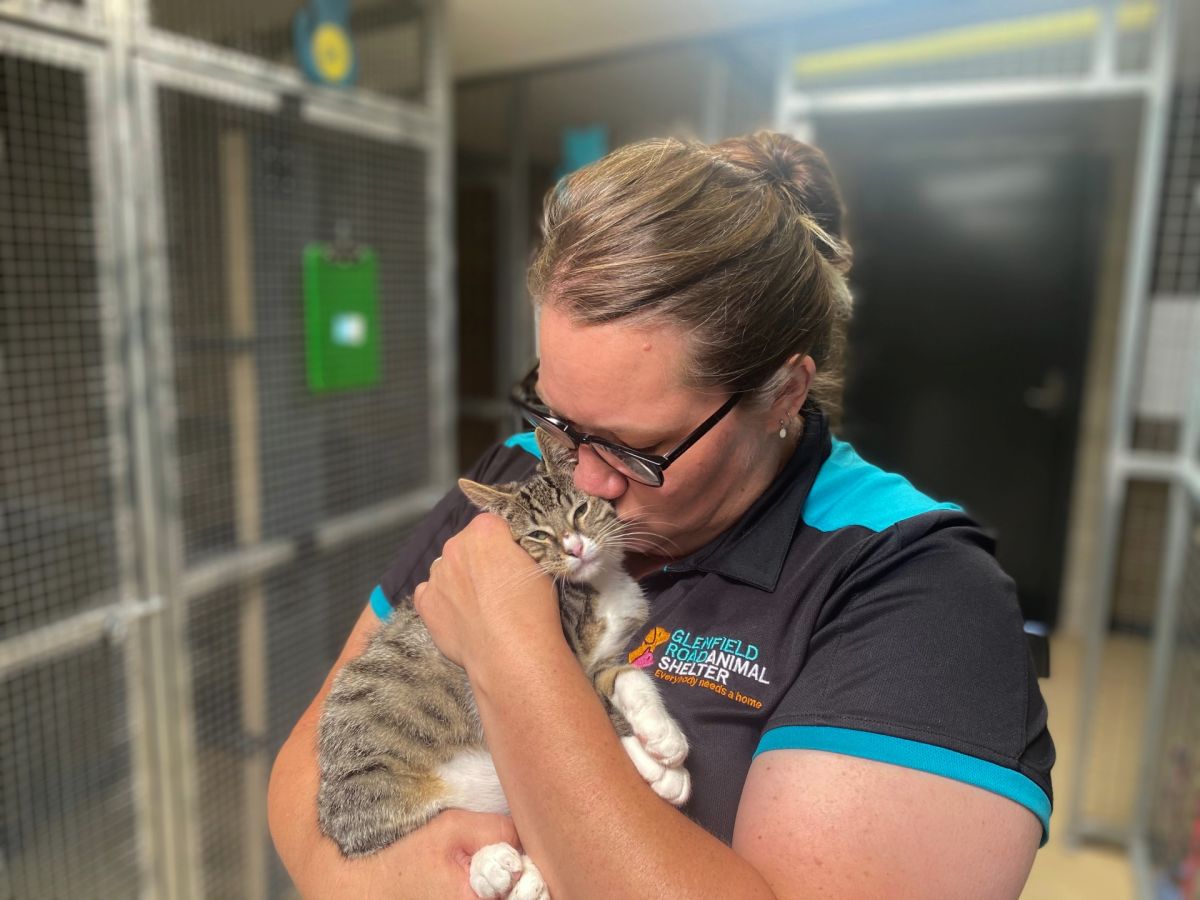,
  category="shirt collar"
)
[662,402,832,592]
